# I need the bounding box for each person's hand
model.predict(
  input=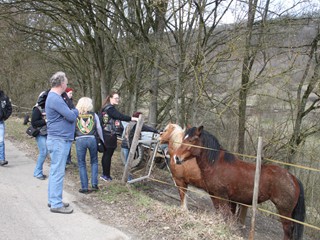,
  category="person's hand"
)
[131,117,139,121]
